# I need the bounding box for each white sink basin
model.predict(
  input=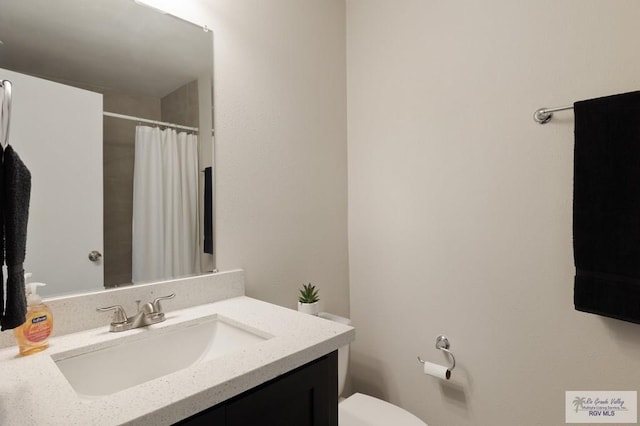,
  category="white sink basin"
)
[52,315,270,398]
